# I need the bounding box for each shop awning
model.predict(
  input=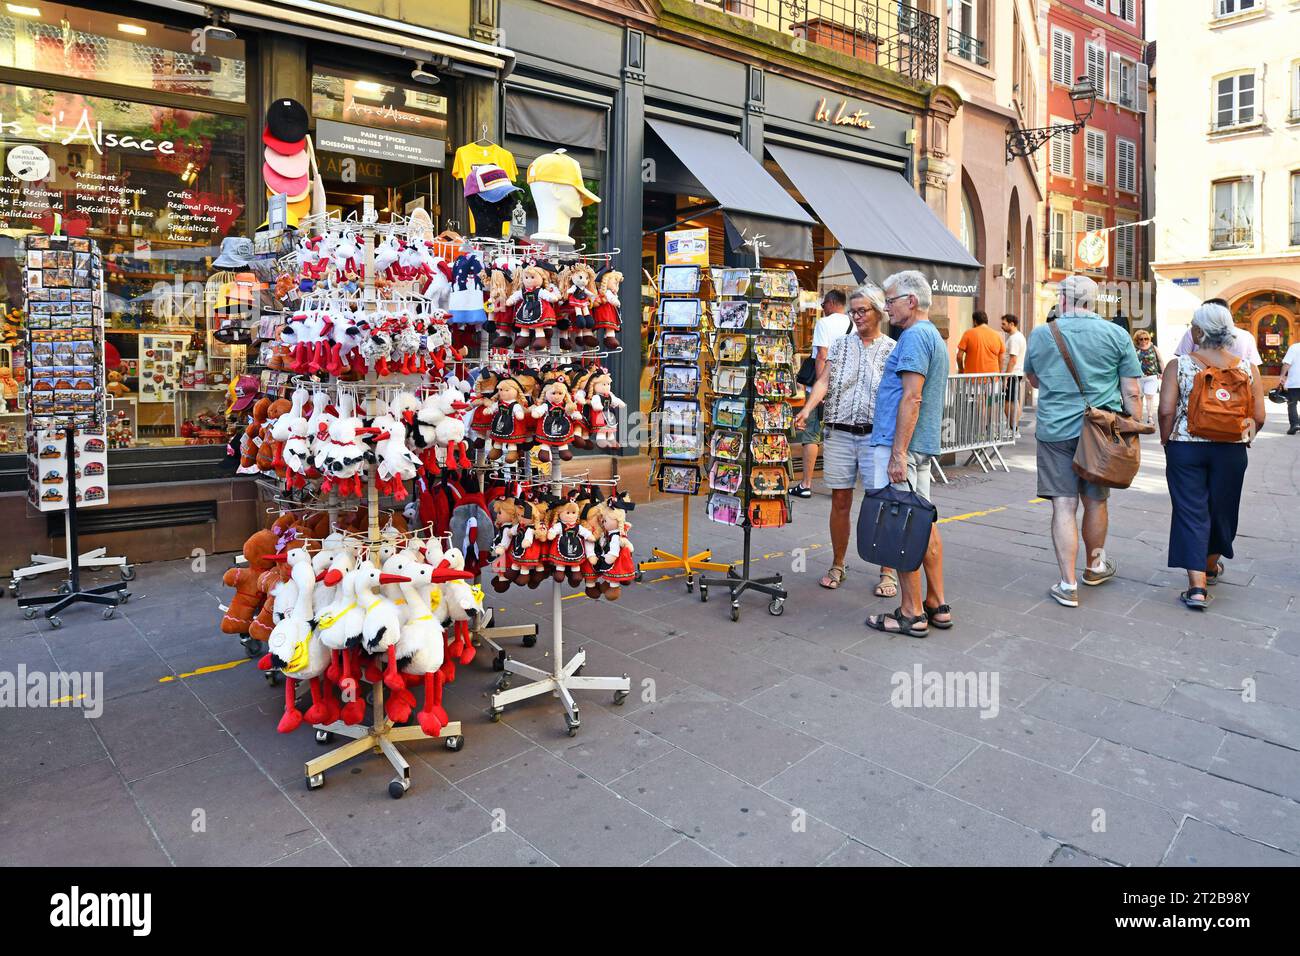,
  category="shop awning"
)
[647,119,814,262]
[767,144,982,297]
[137,0,515,78]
